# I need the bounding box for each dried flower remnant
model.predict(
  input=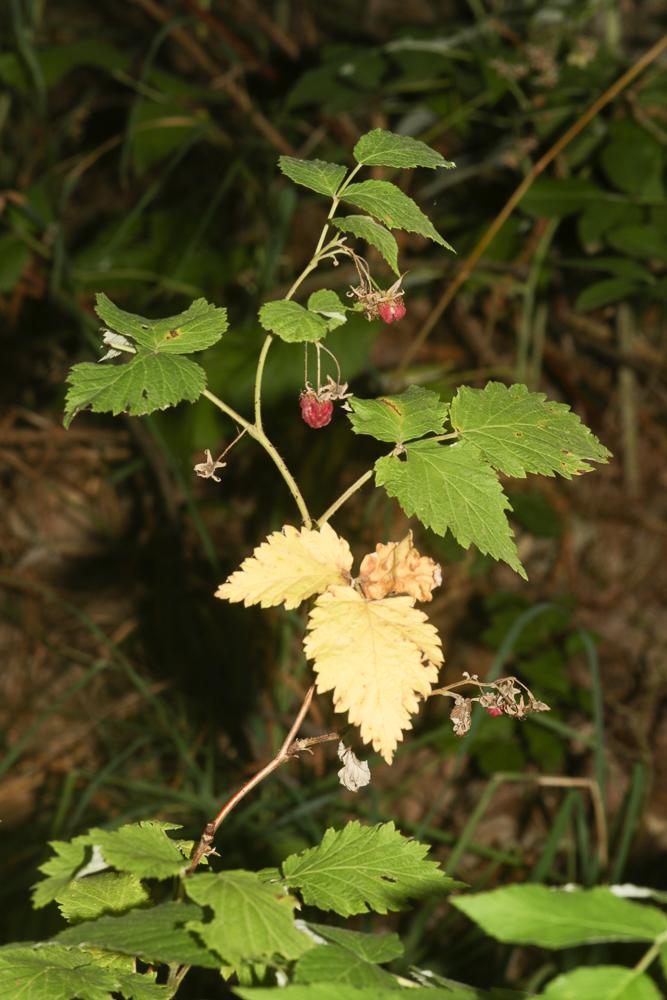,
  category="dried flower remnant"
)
[434,673,550,737]
[194,449,226,483]
[337,742,371,792]
[450,696,472,736]
[358,531,442,603]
